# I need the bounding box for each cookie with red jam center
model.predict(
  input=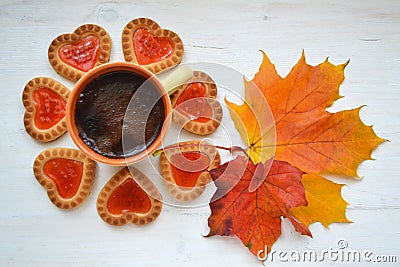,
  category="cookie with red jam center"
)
[170,71,223,135]
[122,18,184,74]
[48,24,111,81]
[22,77,70,142]
[97,167,162,226]
[33,148,96,209]
[160,140,221,201]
